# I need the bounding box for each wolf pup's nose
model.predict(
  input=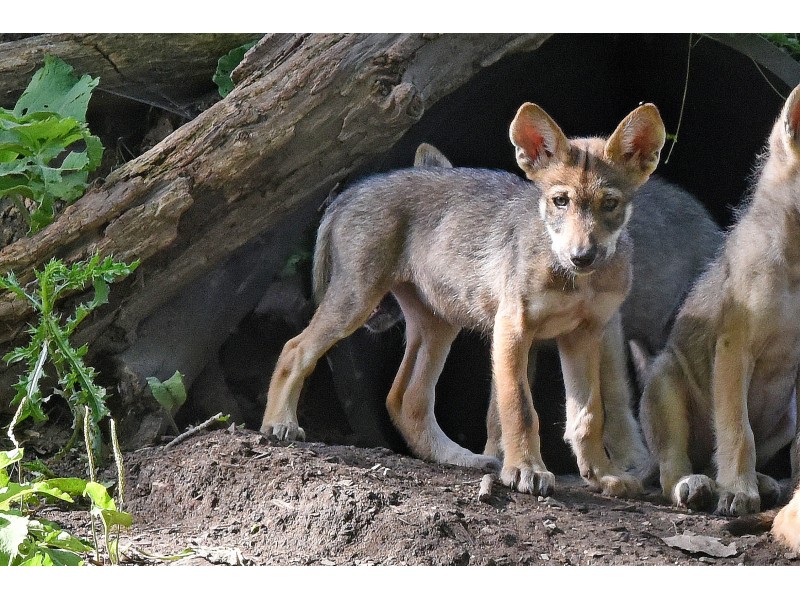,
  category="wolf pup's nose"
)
[570,246,597,270]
